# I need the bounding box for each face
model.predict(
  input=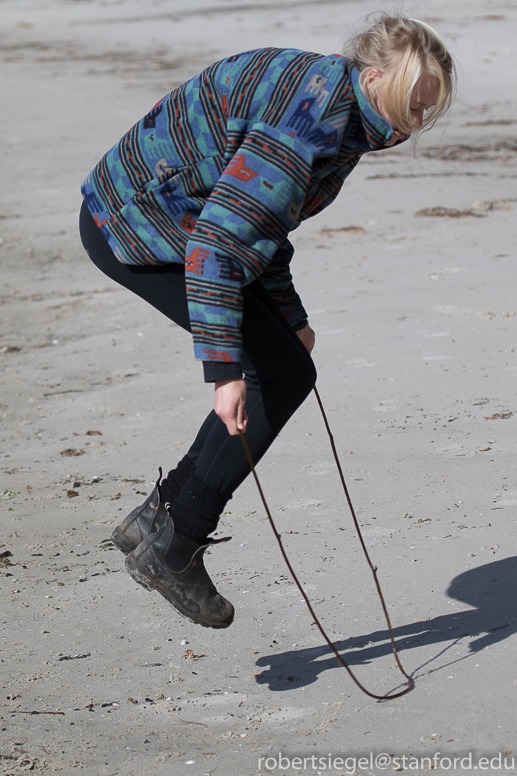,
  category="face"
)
[366,69,440,145]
